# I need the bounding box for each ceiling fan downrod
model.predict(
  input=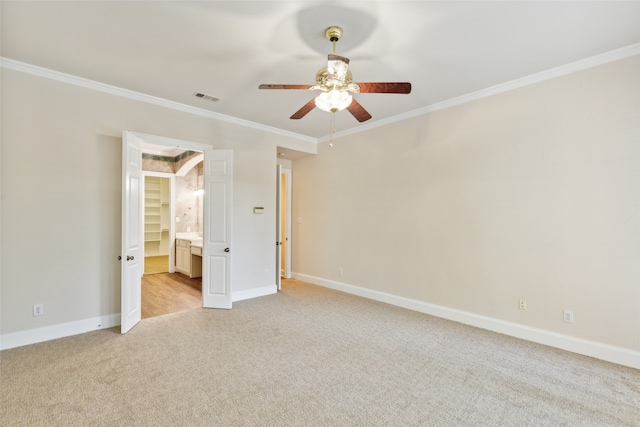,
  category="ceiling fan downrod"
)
[325,26,343,55]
